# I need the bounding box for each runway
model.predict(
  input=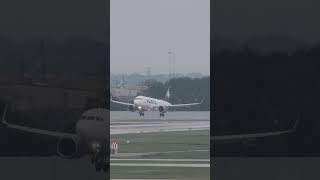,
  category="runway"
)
[110,111,210,135]
[110,150,209,158]
[111,158,210,162]
[0,156,106,180]
[111,163,209,167]
[110,158,210,168]
[110,111,210,179]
